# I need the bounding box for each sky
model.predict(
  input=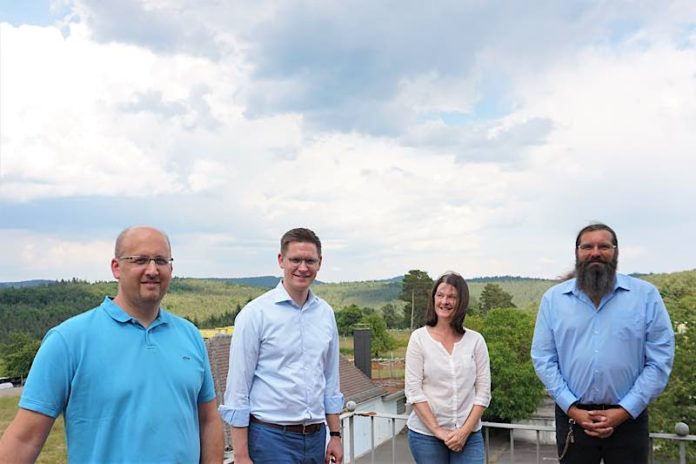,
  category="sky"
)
[1,1,695,283]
